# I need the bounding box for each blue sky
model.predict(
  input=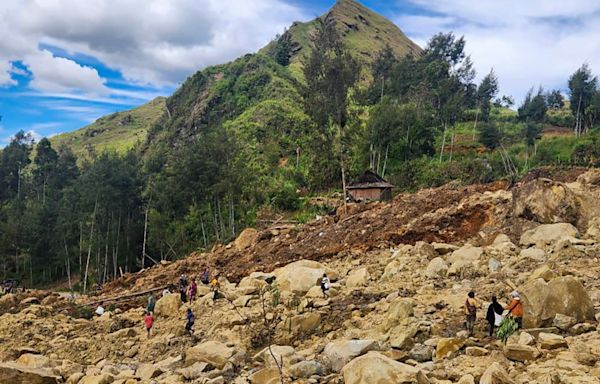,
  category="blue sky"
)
[1,0,599,146]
